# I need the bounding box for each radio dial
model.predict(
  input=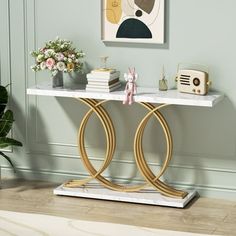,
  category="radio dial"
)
[193,78,200,86]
